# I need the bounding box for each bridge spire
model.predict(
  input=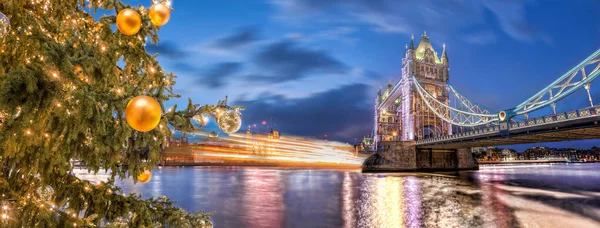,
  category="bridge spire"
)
[409,34,415,50]
[442,43,448,64]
